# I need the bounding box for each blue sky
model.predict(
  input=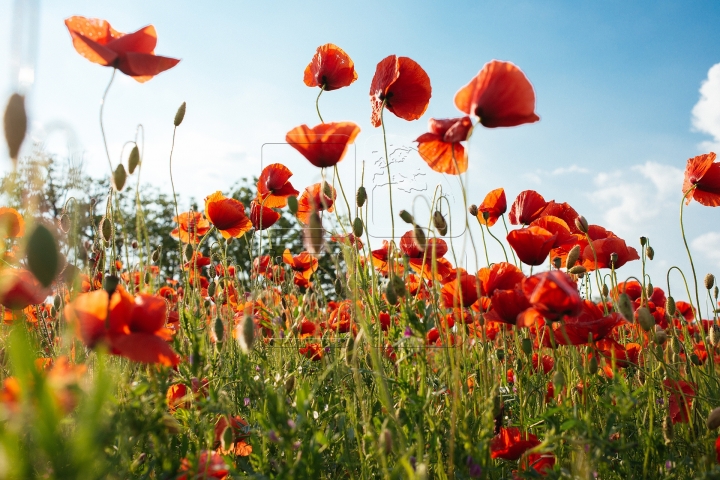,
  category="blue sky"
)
[1,0,720,303]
